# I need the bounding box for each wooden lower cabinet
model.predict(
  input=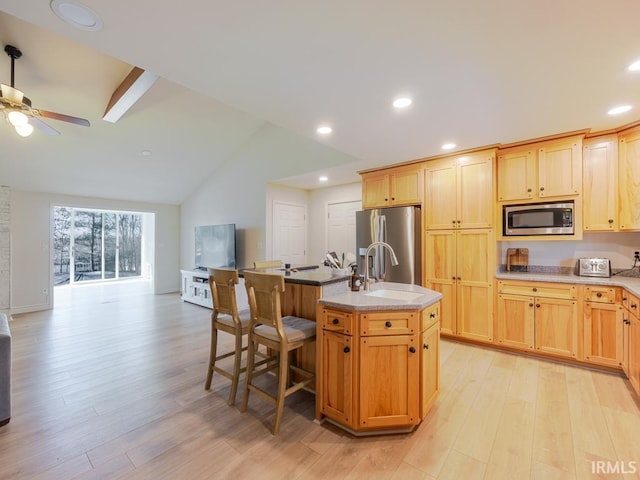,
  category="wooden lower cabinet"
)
[628,307,640,394]
[420,320,439,417]
[318,304,440,434]
[496,281,578,359]
[359,334,419,429]
[584,301,623,368]
[321,331,356,428]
